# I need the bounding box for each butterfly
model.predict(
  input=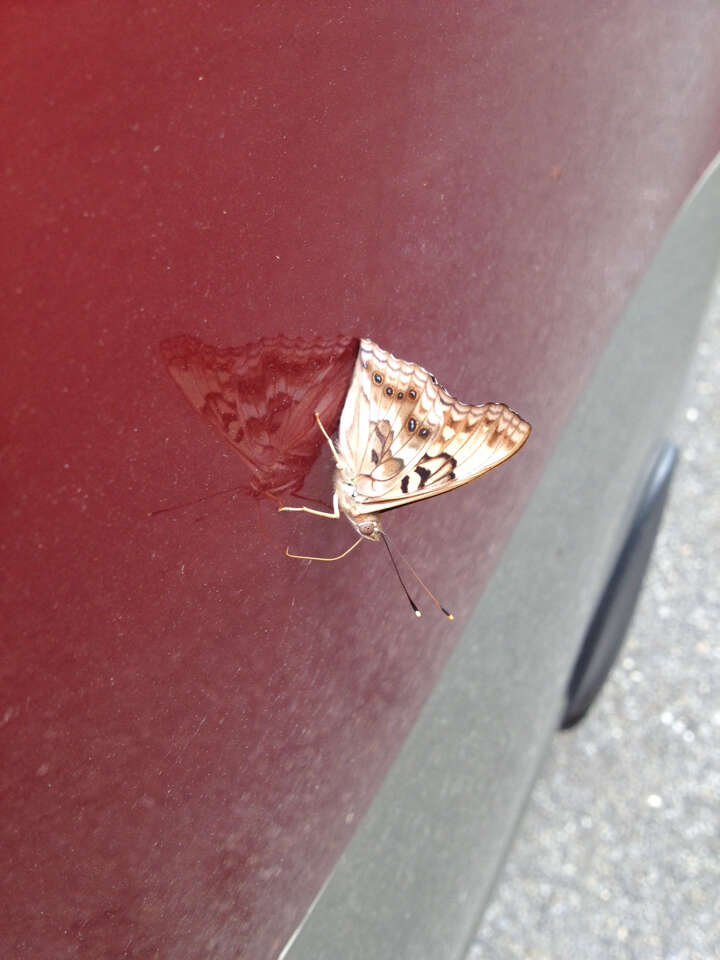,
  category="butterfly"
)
[280,338,530,613]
